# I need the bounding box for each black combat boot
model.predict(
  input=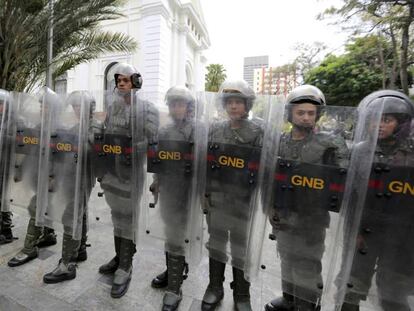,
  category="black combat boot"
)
[75,239,88,262]
[43,233,80,283]
[99,235,121,274]
[265,292,295,311]
[0,212,15,244]
[8,218,41,267]
[201,258,226,311]
[231,267,252,311]
[43,259,77,284]
[36,227,57,248]
[341,302,360,311]
[152,252,169,288]
[162,254,187,311]
[0,227,13,244]
[111,237,136,298]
